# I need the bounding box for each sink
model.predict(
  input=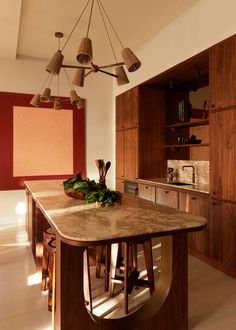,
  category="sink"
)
[169,182,192,186]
